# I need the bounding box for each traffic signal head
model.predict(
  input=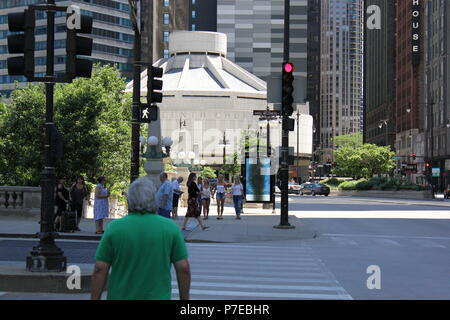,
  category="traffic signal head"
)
[66,14,93,80]
[148,66,164,104]
[282,62,294,116]
[412,153,416,160]
[7,10,35,78]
